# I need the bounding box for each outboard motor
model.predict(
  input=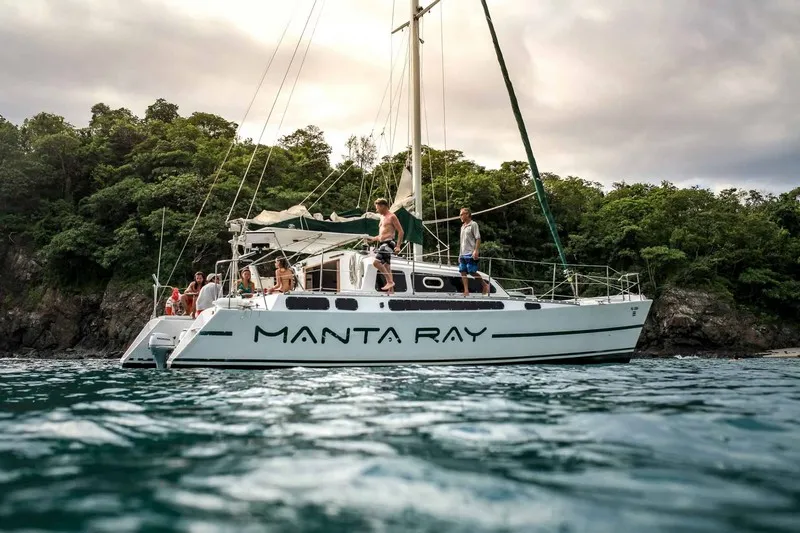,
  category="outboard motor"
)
[148,332,175,370]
